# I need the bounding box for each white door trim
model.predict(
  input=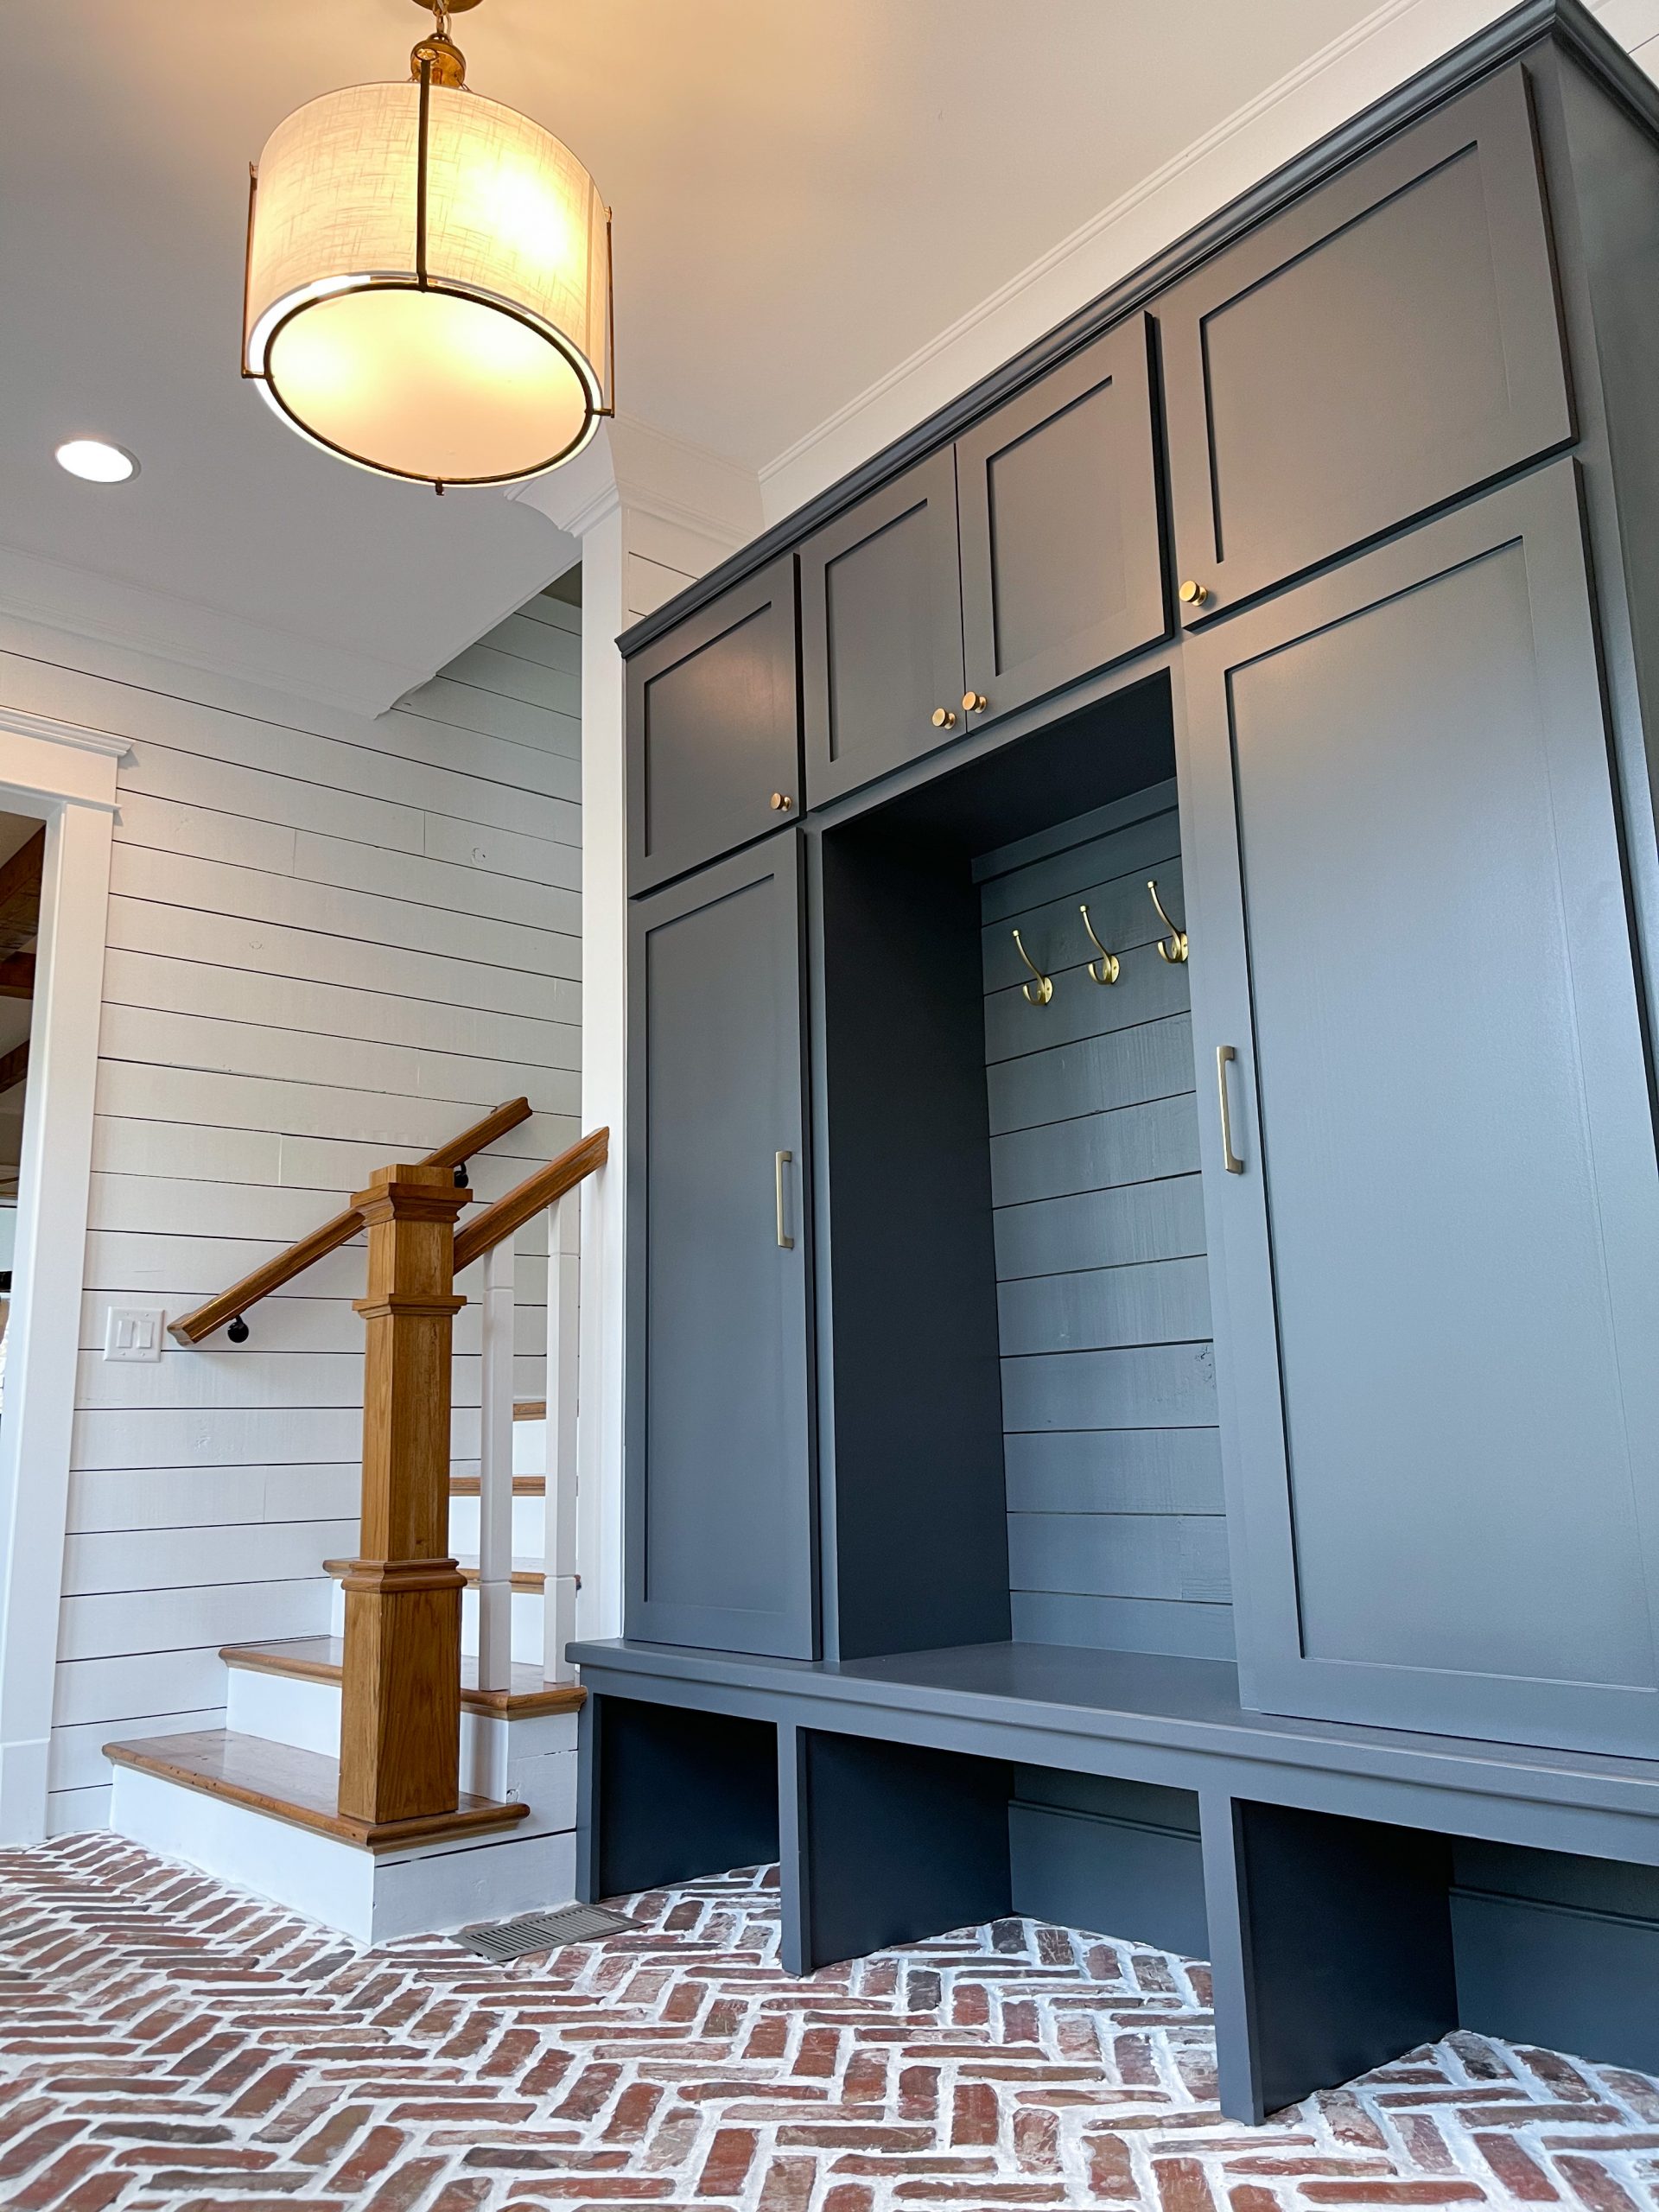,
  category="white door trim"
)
[0,706,126,1844]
